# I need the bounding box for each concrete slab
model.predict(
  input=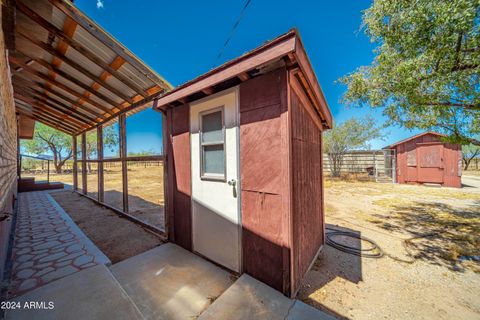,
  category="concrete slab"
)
[286,301,337,320]
[198,274,294,320]
[110,243,233,320]
[5,265,143,320]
